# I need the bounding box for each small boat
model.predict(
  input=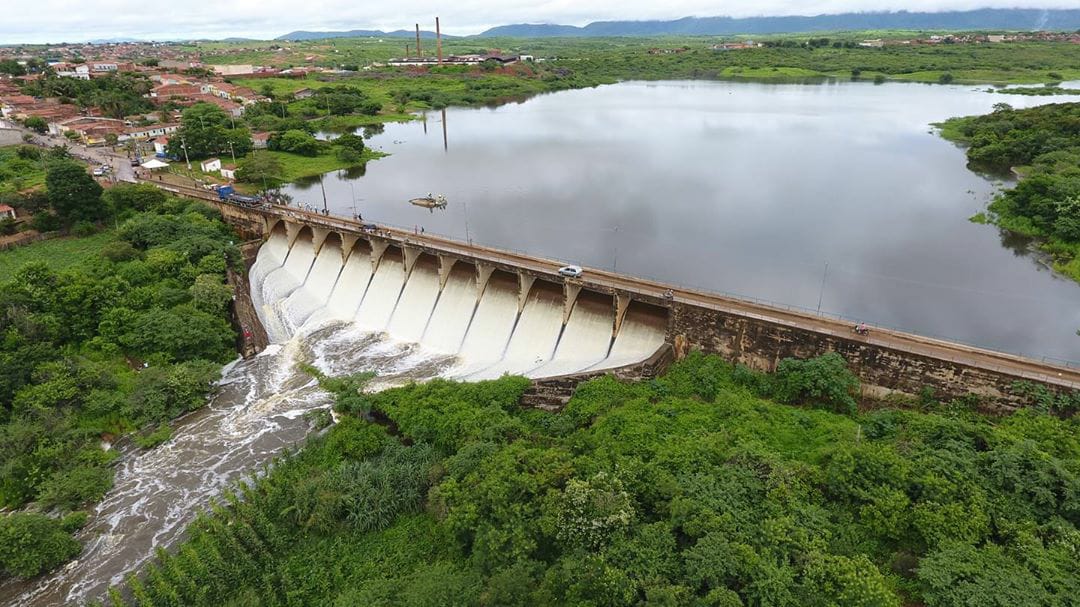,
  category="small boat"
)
[409,193,448,209]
